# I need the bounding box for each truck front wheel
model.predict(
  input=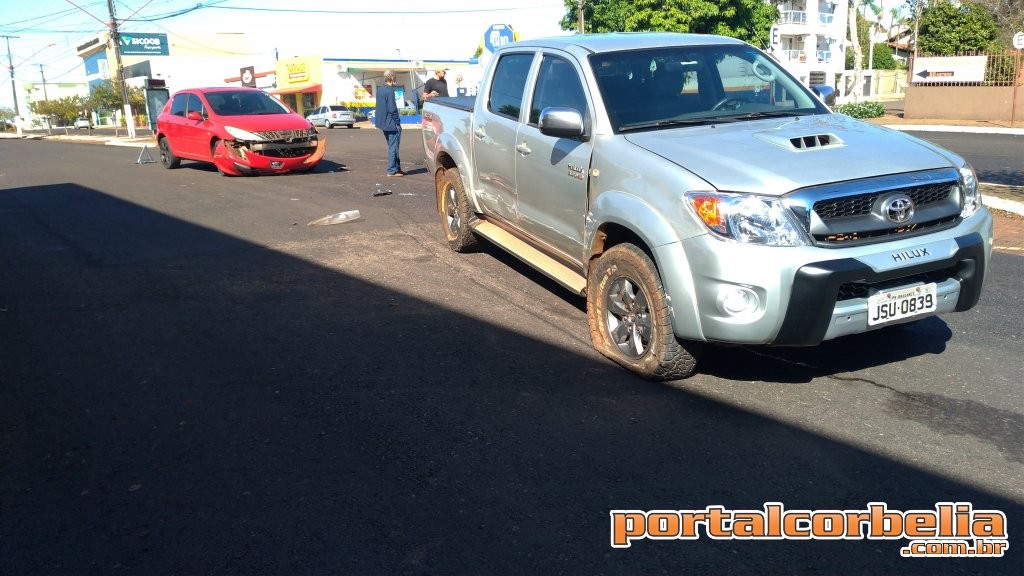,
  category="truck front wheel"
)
[588,243,699,380]
[439,167,478,252]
